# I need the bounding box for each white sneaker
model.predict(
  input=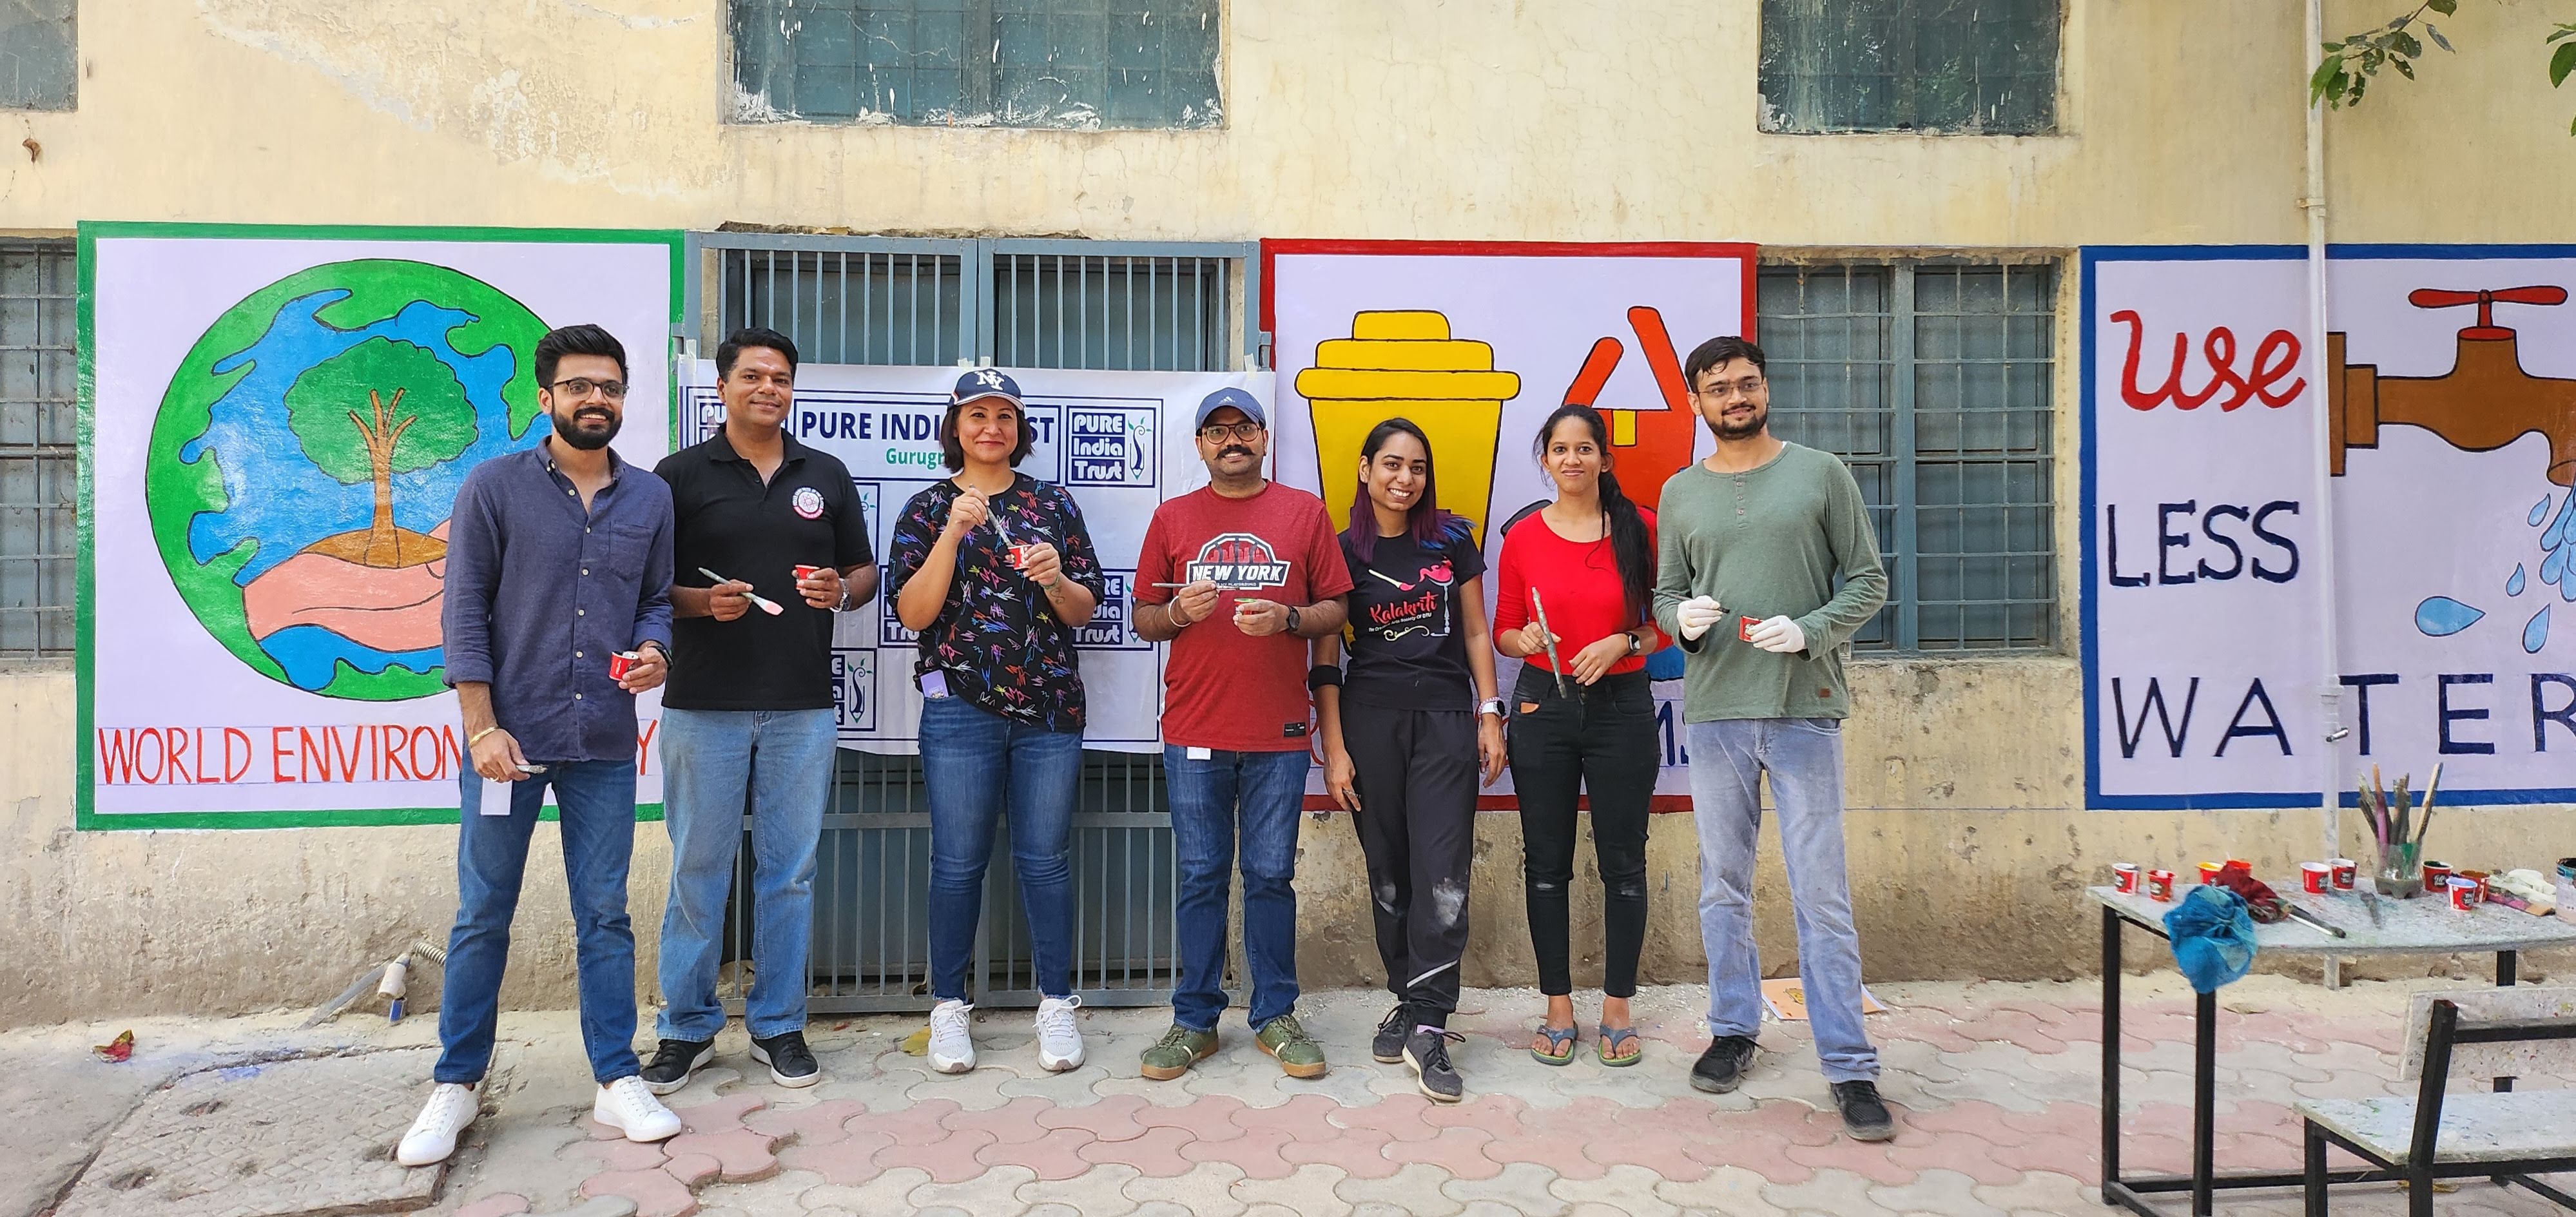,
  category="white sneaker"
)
[592,1075,683,1143]
[1035,995,1085,1071]
[395,1082,478,1167]
[927,998,976,1074]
